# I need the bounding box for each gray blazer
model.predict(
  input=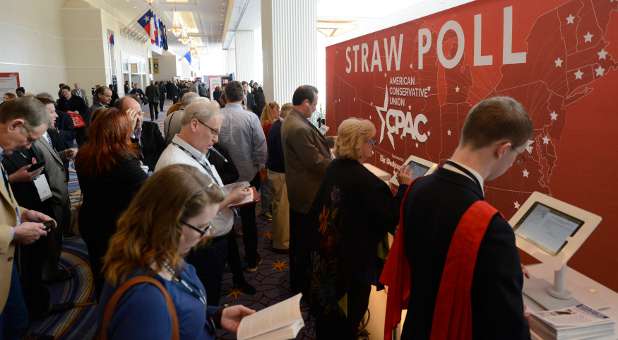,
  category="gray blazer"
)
[33,136,71,229]
[281,109,331,213]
